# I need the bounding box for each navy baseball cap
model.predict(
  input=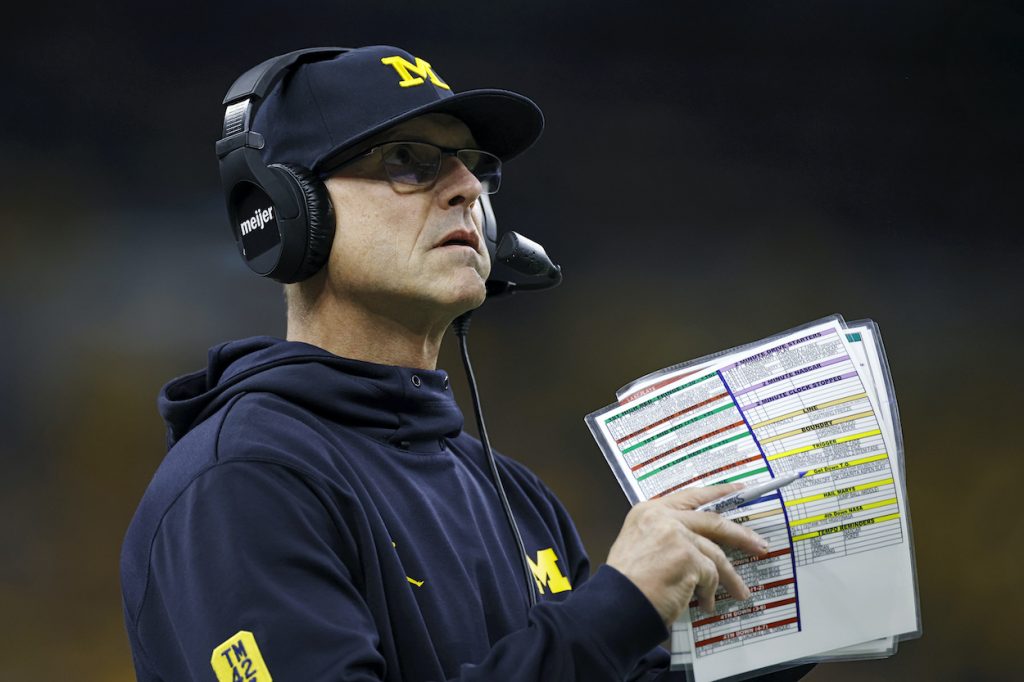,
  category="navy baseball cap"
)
[252,45,544,172]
